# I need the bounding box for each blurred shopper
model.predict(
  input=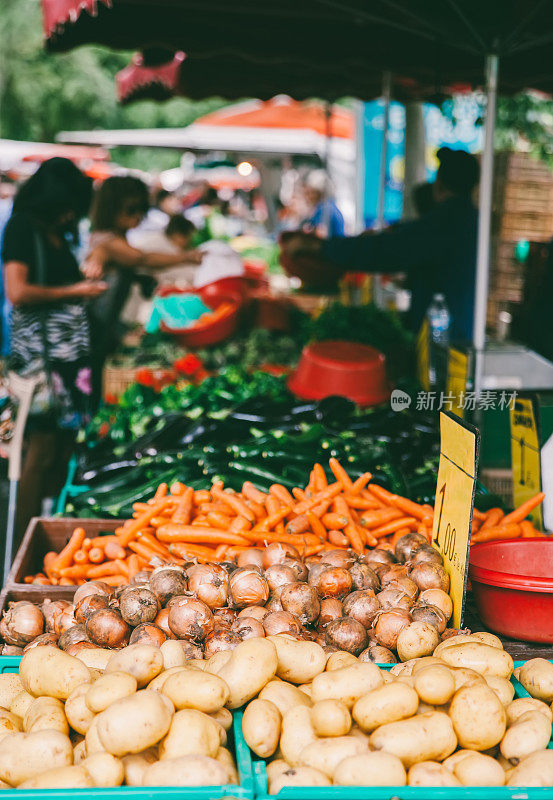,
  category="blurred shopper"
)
[282,148,479,340]
[0,176,16,355]
[1,158,106,540]
[302,169,345,238]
